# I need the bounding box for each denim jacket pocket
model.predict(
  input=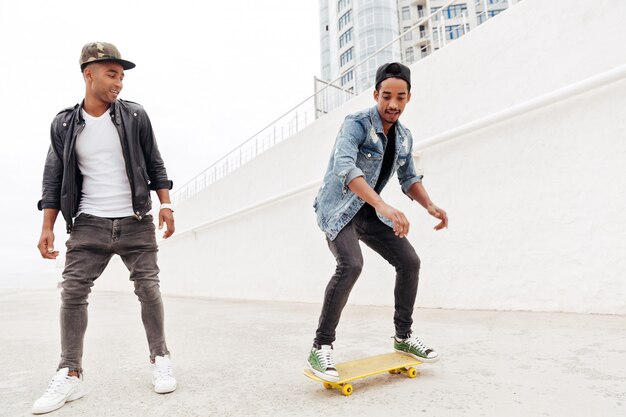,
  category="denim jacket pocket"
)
[358,147,383,161]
